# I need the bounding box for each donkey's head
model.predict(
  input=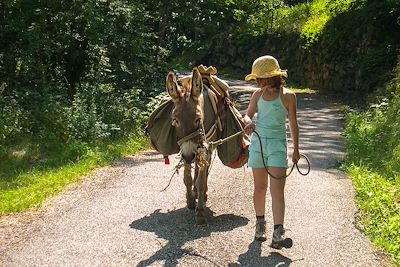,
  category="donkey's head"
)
[166,68,204,164]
